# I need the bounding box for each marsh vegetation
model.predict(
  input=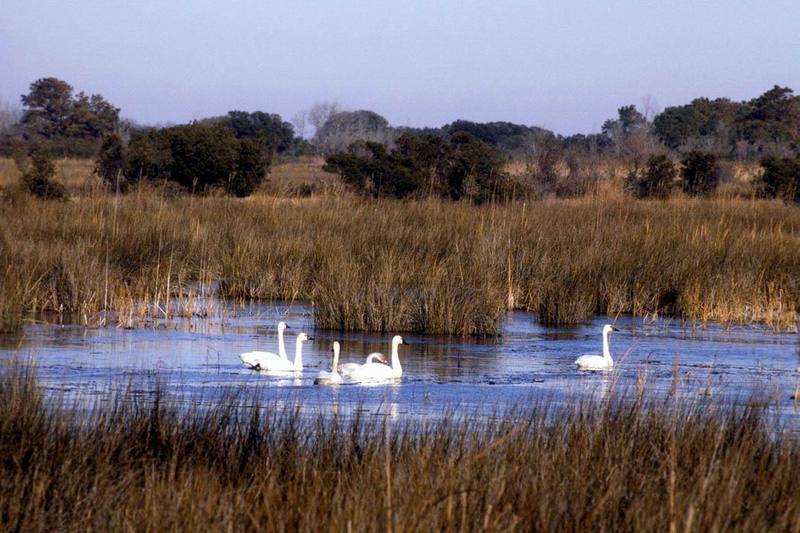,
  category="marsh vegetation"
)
[0,179,798,335]
[1,362,798,531]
